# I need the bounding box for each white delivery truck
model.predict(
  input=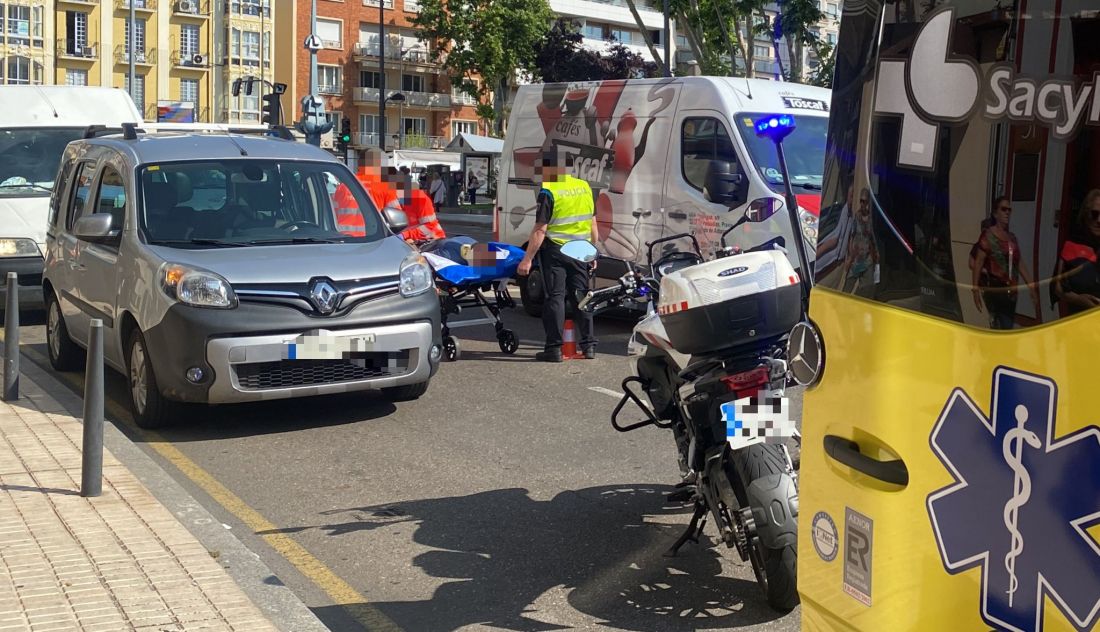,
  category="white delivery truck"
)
[0,86,142,310]
[496,77,829,314]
